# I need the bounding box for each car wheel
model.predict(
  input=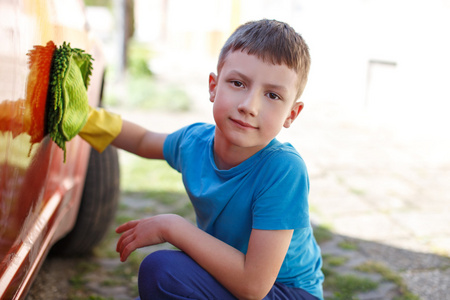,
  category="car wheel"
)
[52,145,120,256]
